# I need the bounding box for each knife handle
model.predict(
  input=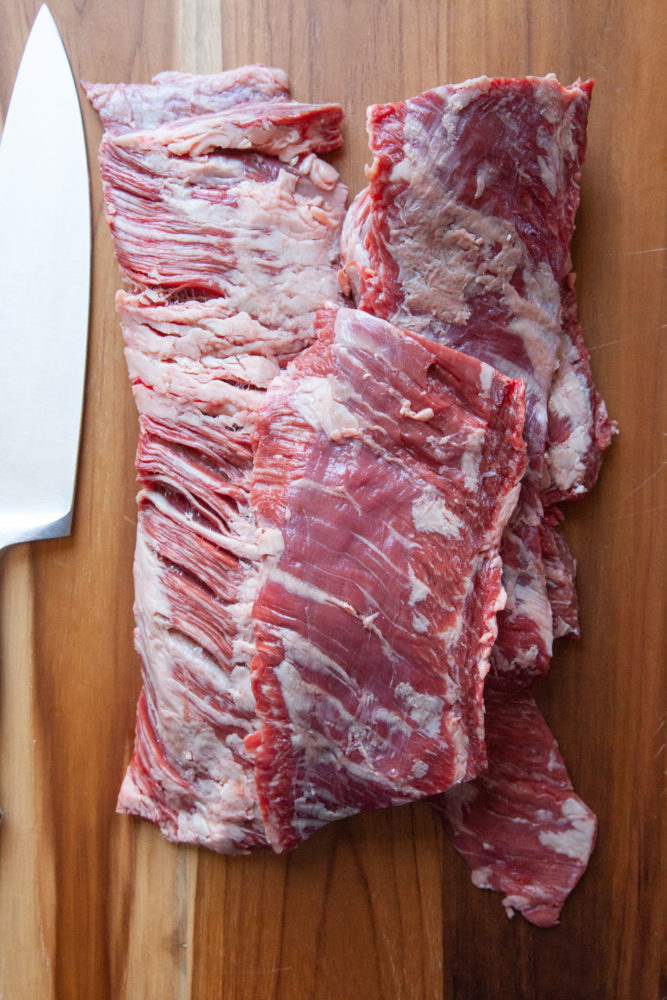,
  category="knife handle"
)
[0,544,56,998]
